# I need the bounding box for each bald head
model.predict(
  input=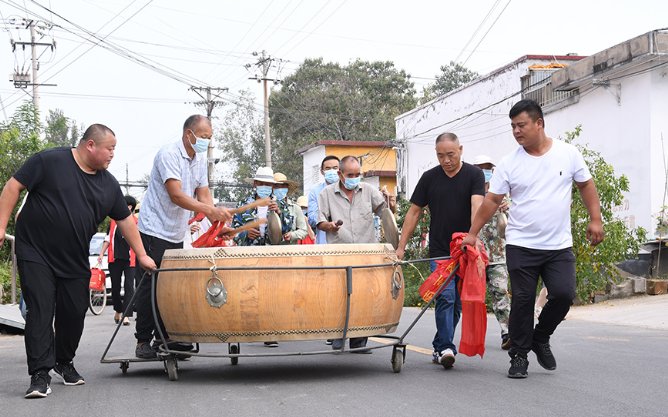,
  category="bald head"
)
[79,124,115,146]
[435,132,459,145]
[339,155,361,174]
[183,115,211,132]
